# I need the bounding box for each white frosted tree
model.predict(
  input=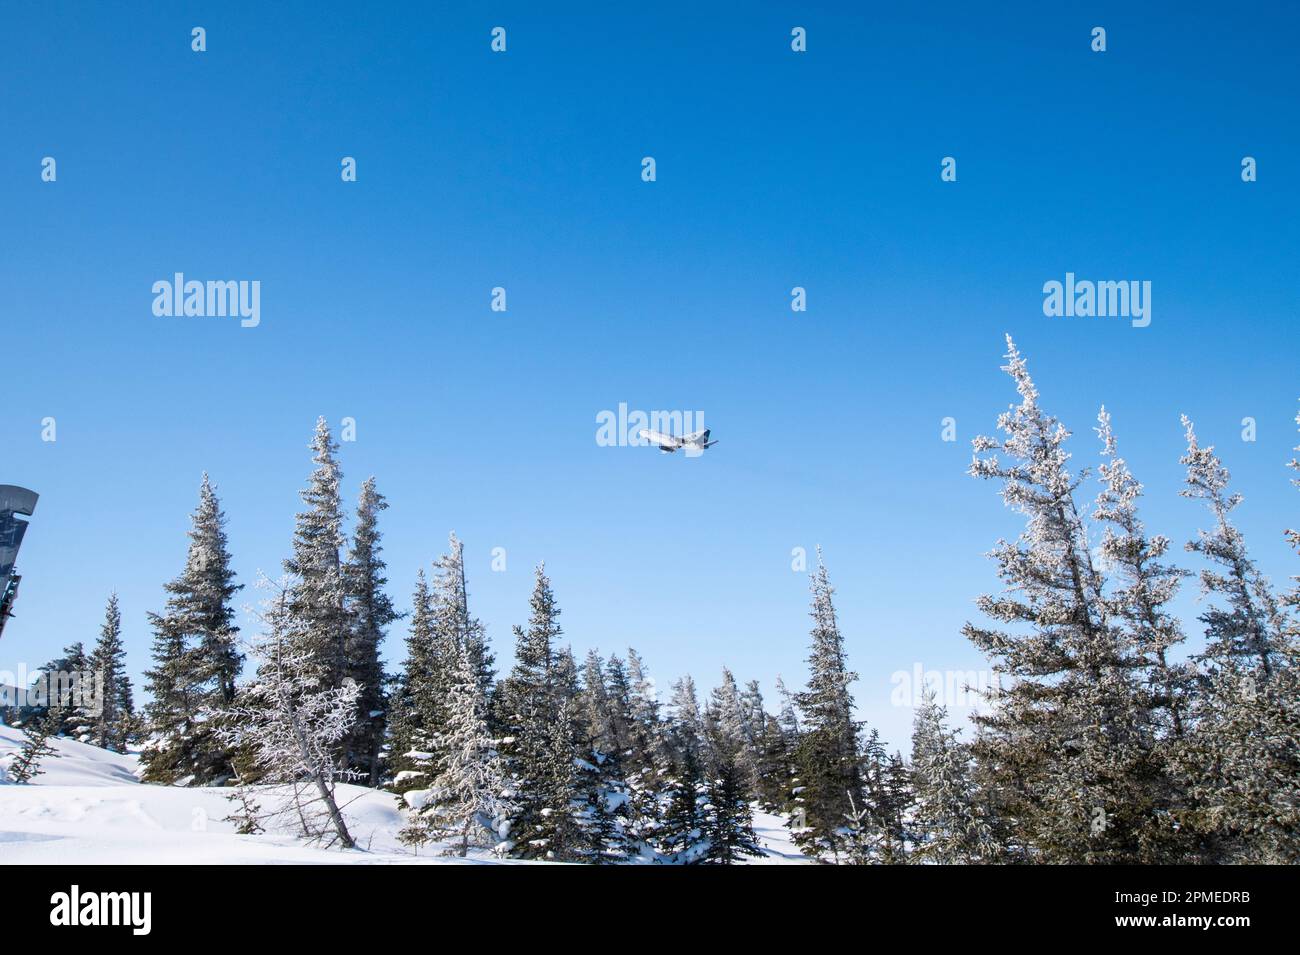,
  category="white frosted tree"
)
[1174,417,1300,862]
[1094,409,1192,740]
[399,642,511,857]
[965,336,1179,862]
[90,593,134,752]
[394,534,495,797]
[283,418,349,690]
[791,550,863,861]
[909,691,994,864]
[221,576,360,850]
[1180,416,1290,676]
